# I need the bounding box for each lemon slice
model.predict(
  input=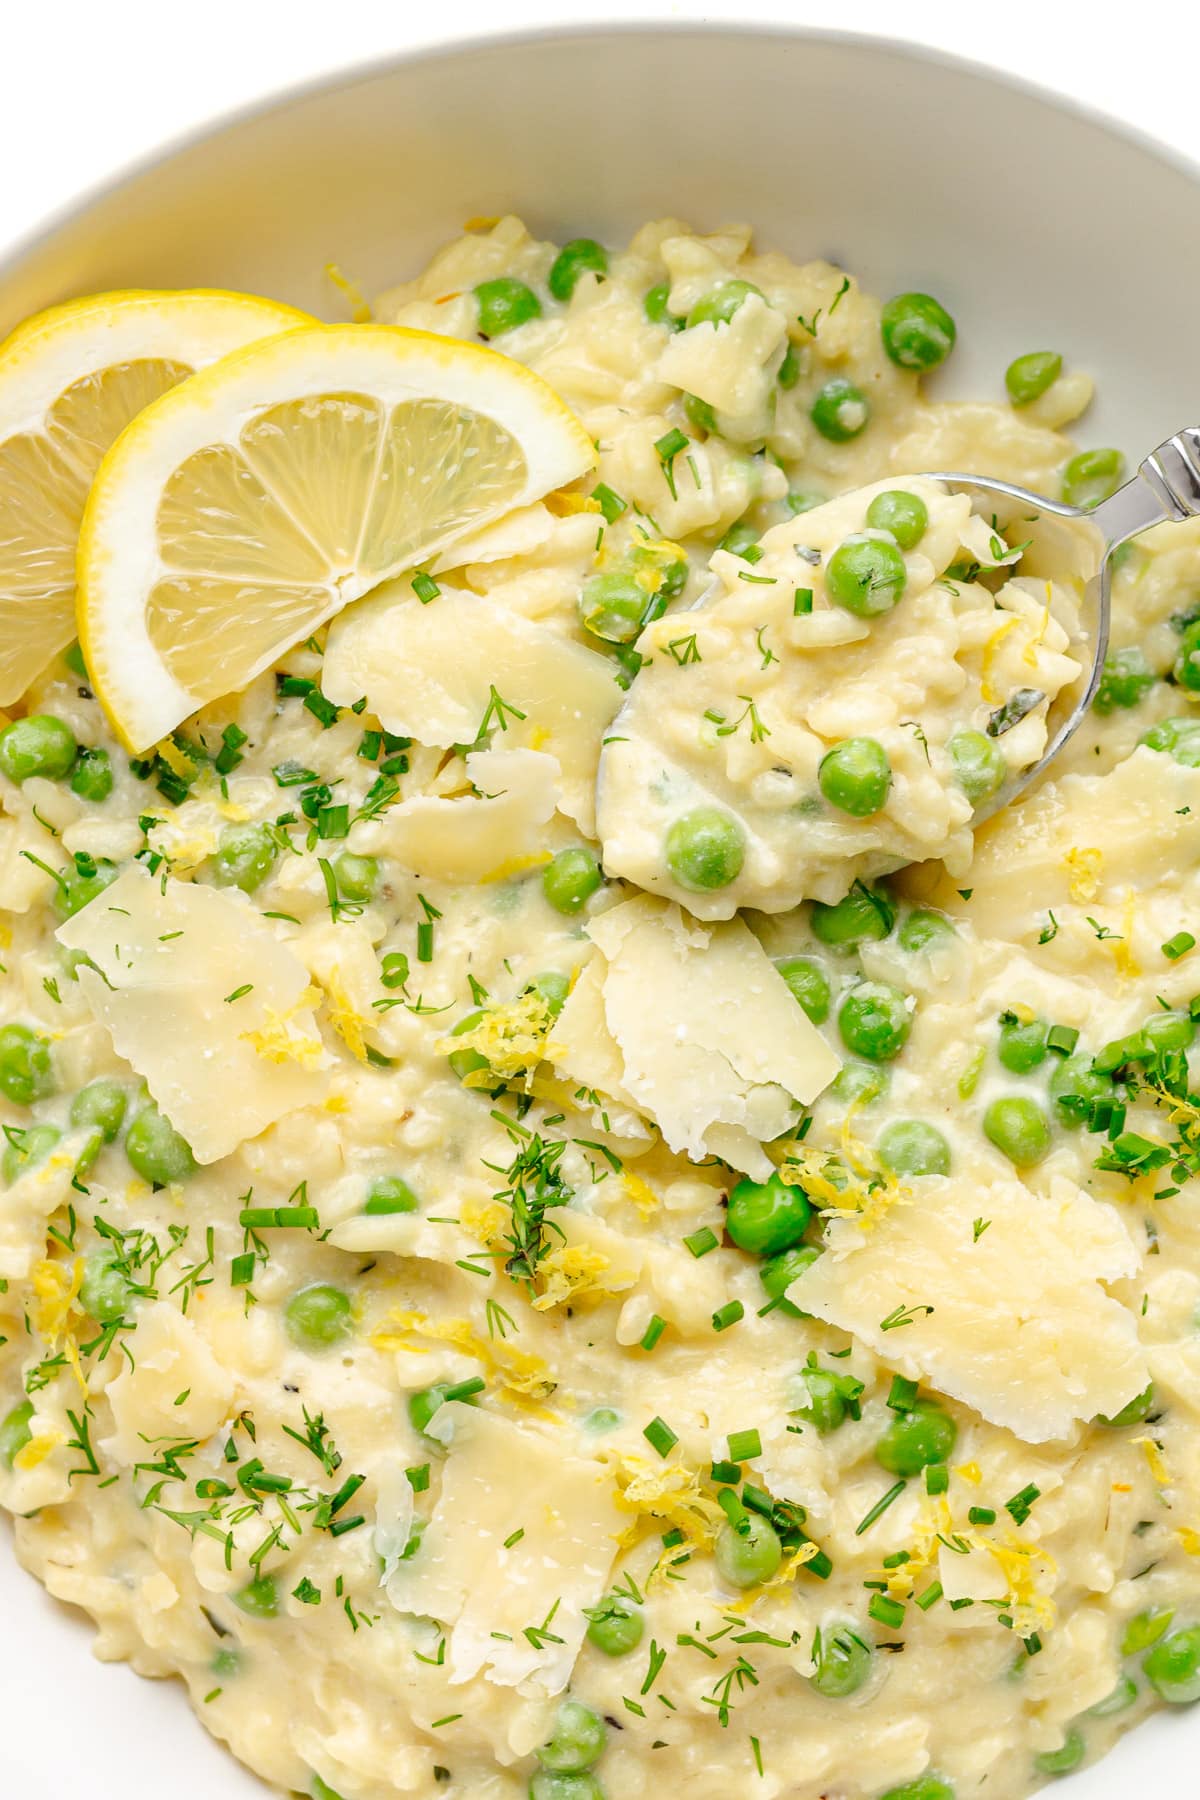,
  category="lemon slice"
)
[0,288,310,704]
[77,325,597,751]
